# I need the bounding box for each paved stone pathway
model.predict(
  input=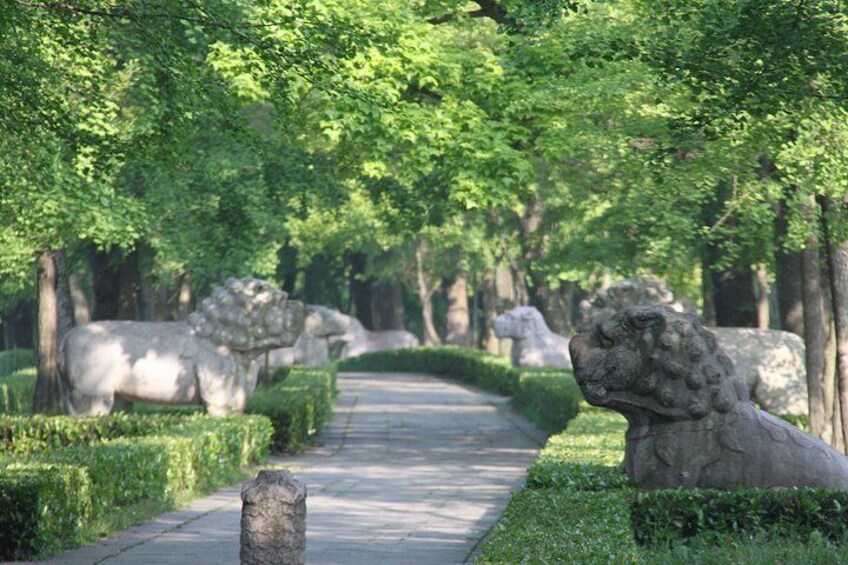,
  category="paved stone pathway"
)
[46,372,544,565]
